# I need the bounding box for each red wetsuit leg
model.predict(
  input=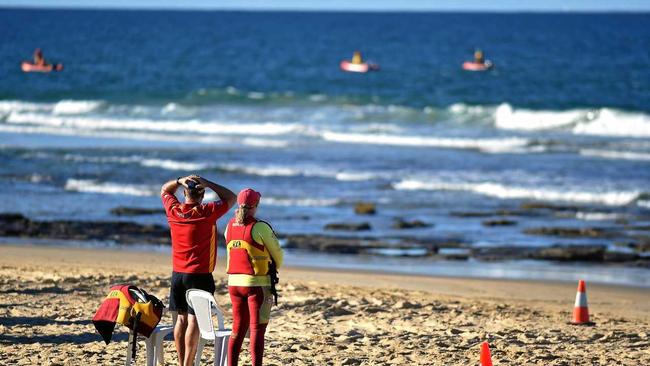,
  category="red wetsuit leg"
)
[247,287,269,366]
[228,286,250,366]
